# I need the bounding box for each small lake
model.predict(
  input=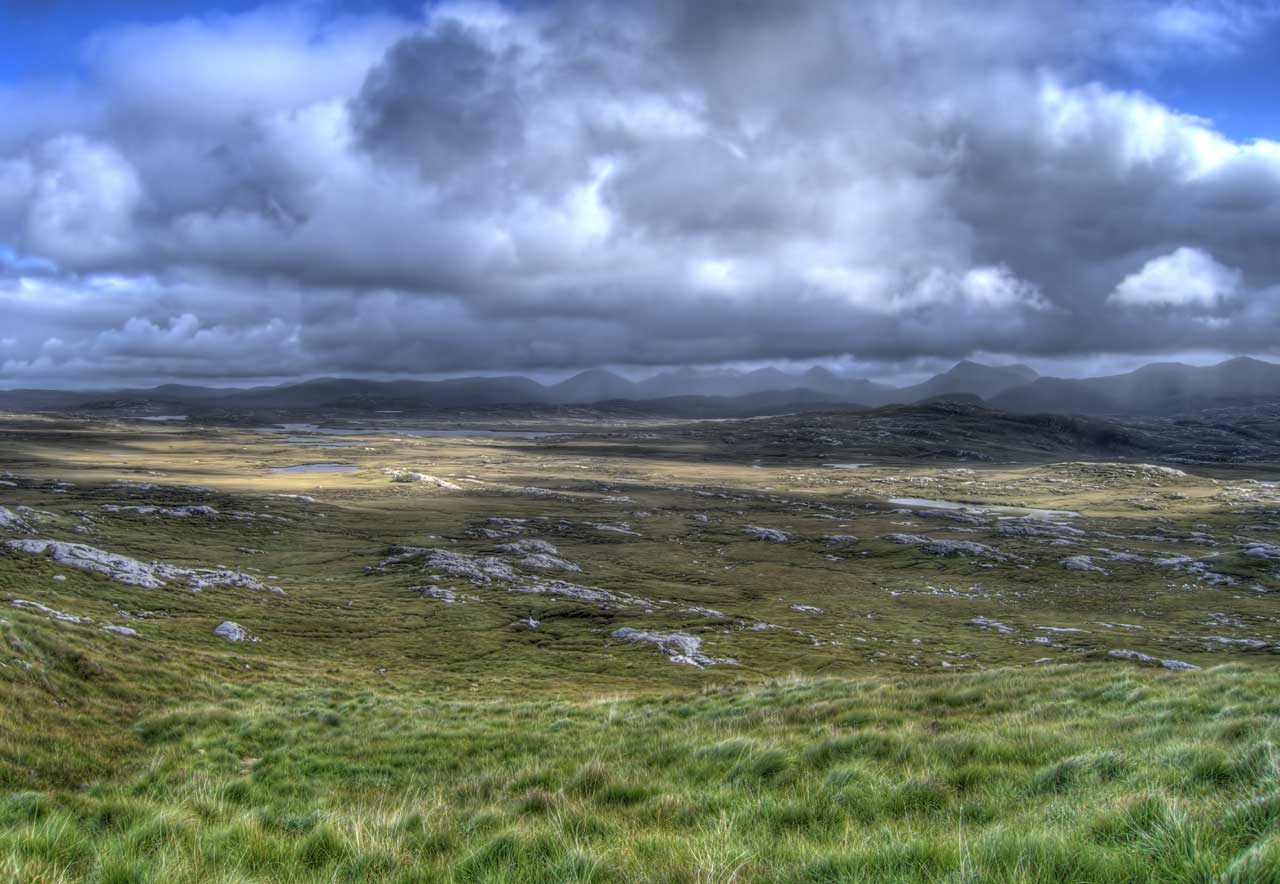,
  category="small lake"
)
[887,497,1080,520]
[271,463,360,473]
[262,423,568,439]
[824,463,870,470]
[139,415,188,422]
[397,429,567,439]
